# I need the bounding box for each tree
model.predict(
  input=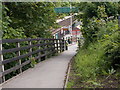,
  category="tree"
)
[3,2,58,38]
